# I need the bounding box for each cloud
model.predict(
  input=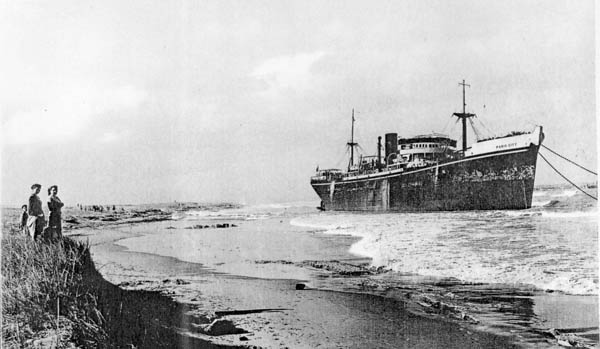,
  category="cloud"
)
[251,51,326,96]
[1,85,146,145]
